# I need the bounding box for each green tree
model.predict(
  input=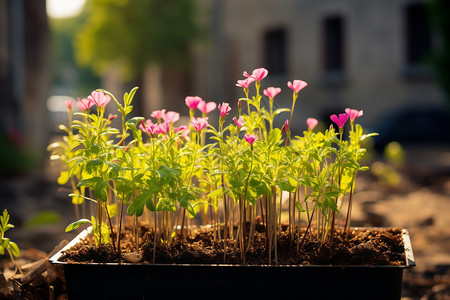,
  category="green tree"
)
[50,16,101,94]
[74,0,201,80]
